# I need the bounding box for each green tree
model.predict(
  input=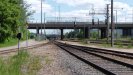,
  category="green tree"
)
[65,29,84,39]
[0,0,32,42]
